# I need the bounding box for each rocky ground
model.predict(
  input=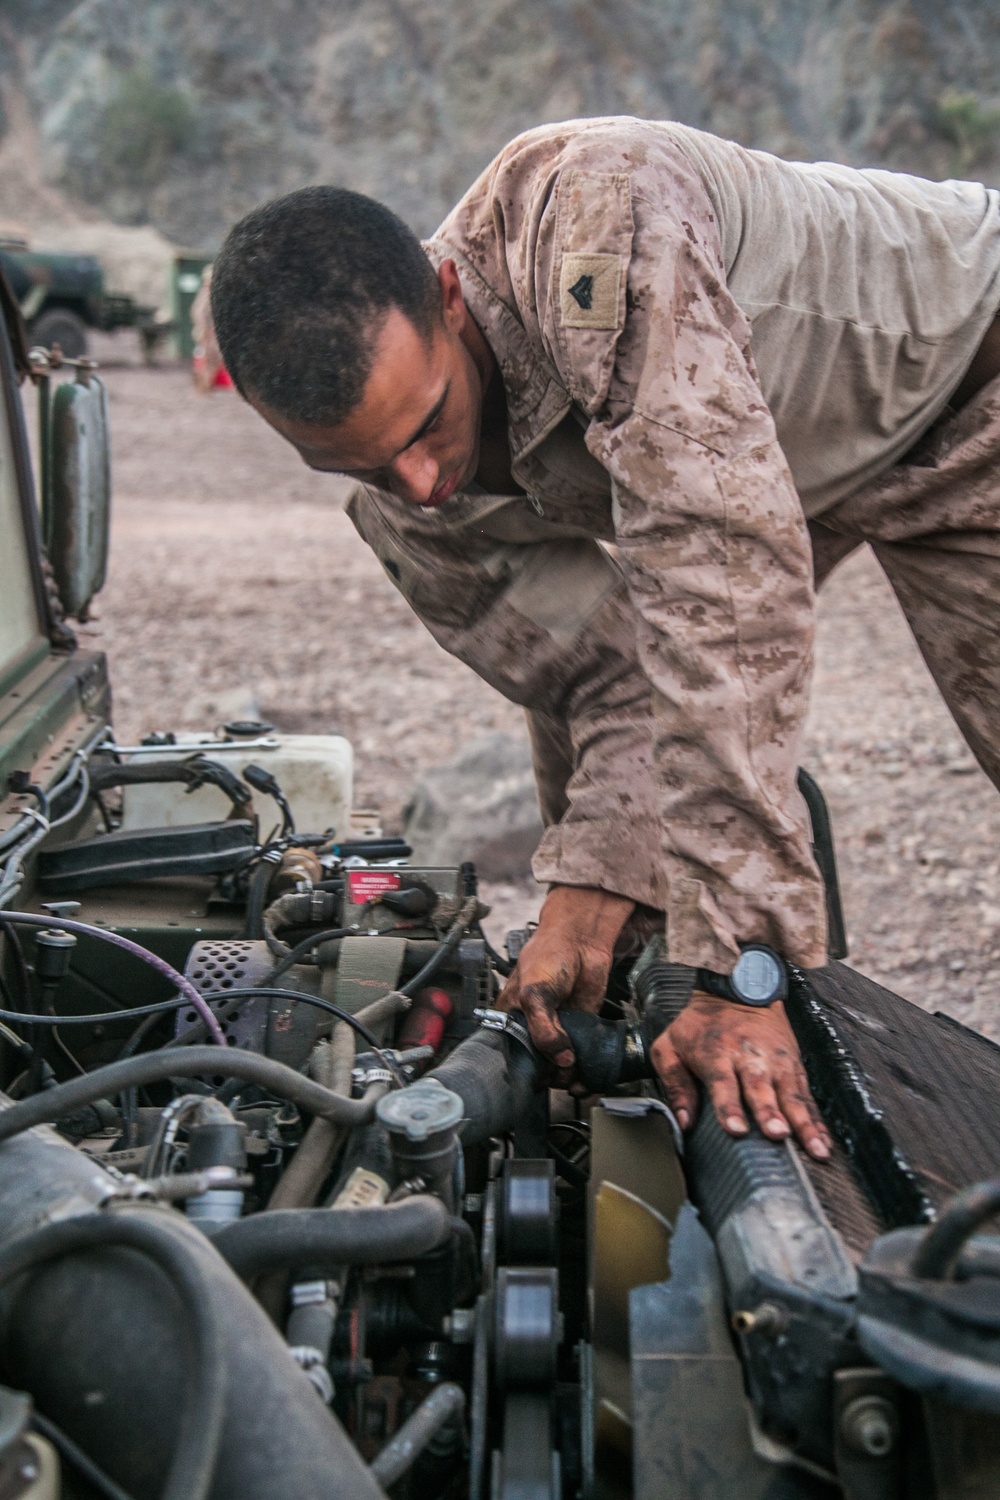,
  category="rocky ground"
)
[43,335,1000,1038]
